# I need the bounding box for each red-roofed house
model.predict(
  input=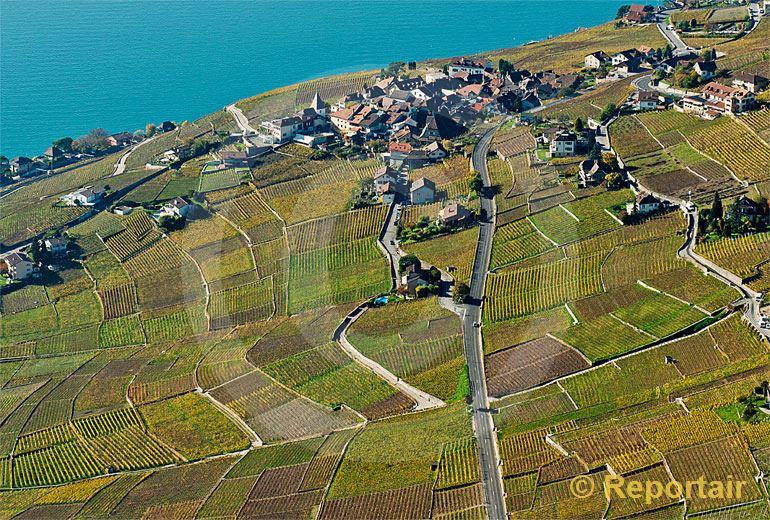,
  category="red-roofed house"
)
[625,4,652,24]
